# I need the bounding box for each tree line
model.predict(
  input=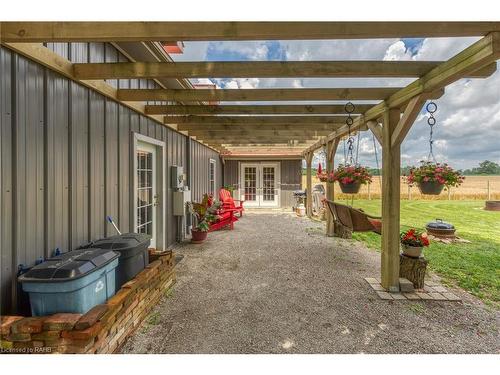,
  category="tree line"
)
[304,160,500,176]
